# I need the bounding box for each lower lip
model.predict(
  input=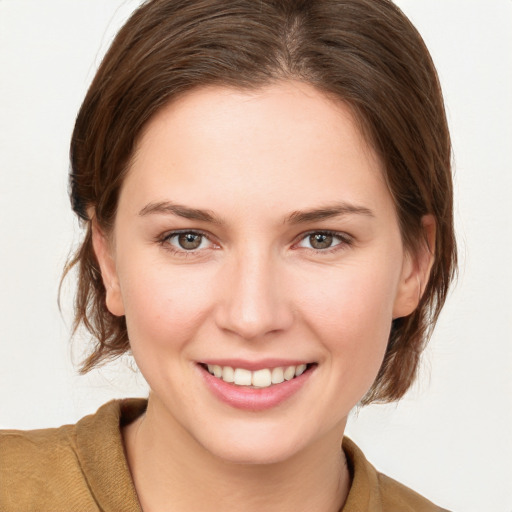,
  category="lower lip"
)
[198,365,315,411]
